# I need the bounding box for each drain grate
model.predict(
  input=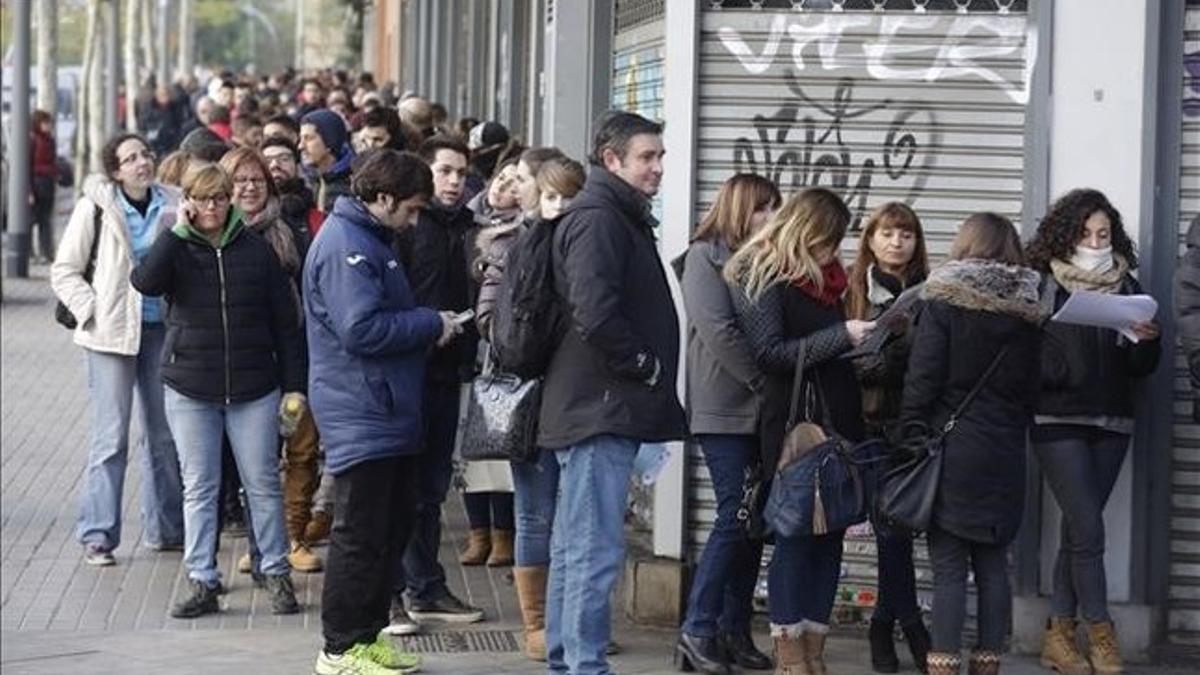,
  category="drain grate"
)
[396,630,522,653]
